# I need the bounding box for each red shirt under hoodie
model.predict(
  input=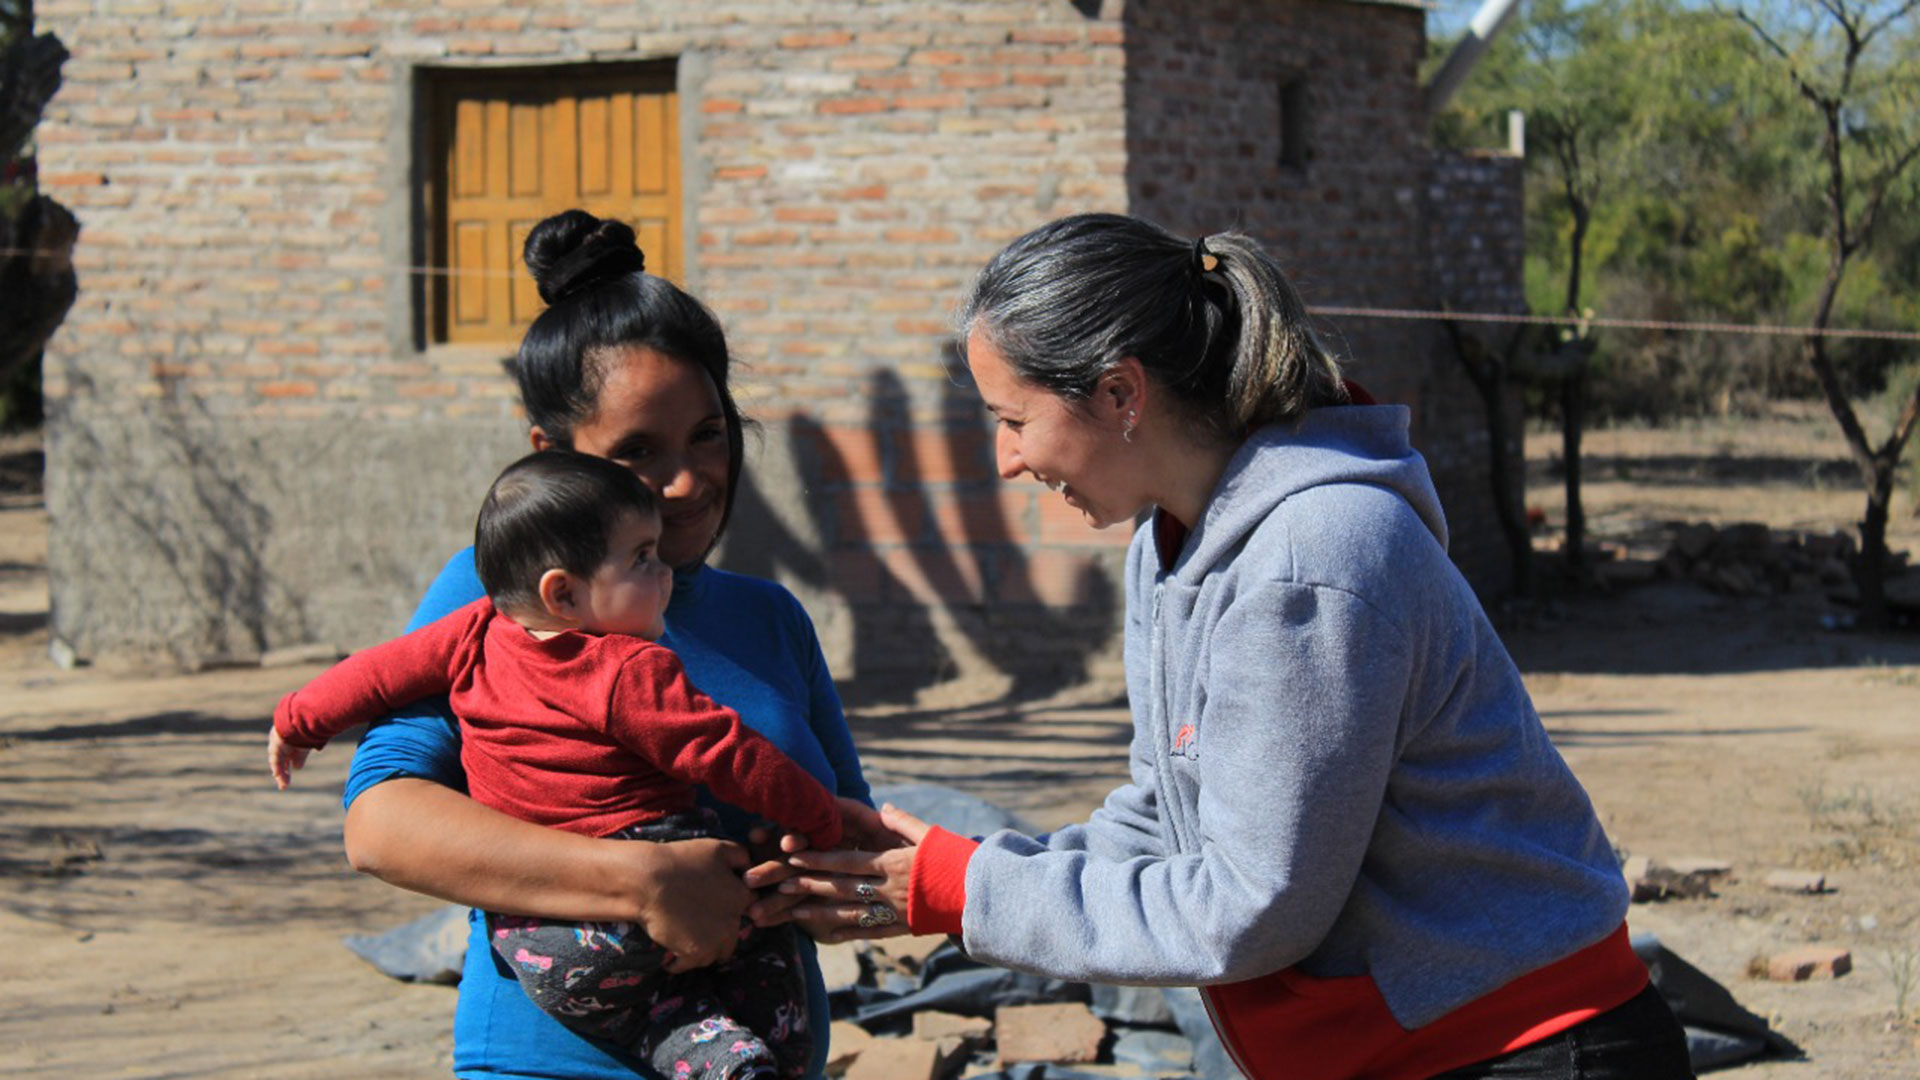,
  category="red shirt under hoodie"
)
[274,598,842,848]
